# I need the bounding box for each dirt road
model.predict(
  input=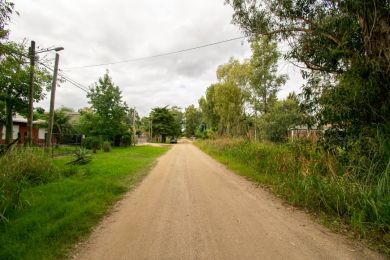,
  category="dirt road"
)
[74,142,382,260]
